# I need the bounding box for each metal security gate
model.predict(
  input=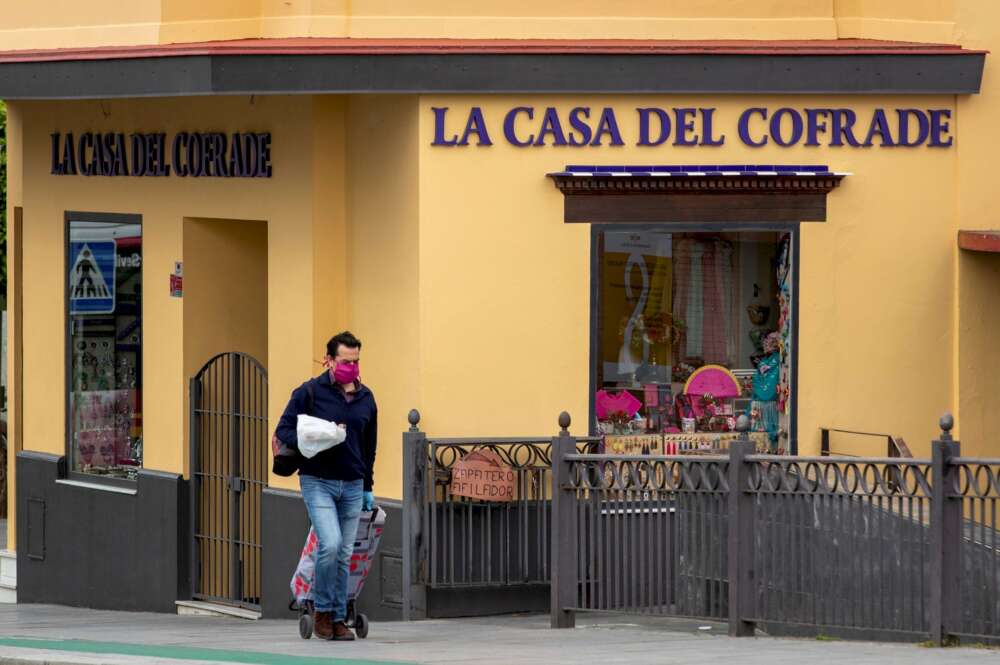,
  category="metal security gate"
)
[190,352,268,610]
